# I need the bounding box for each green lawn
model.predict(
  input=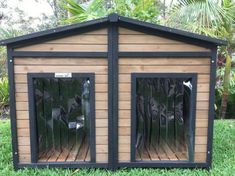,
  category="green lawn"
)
[0,120,234,176]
